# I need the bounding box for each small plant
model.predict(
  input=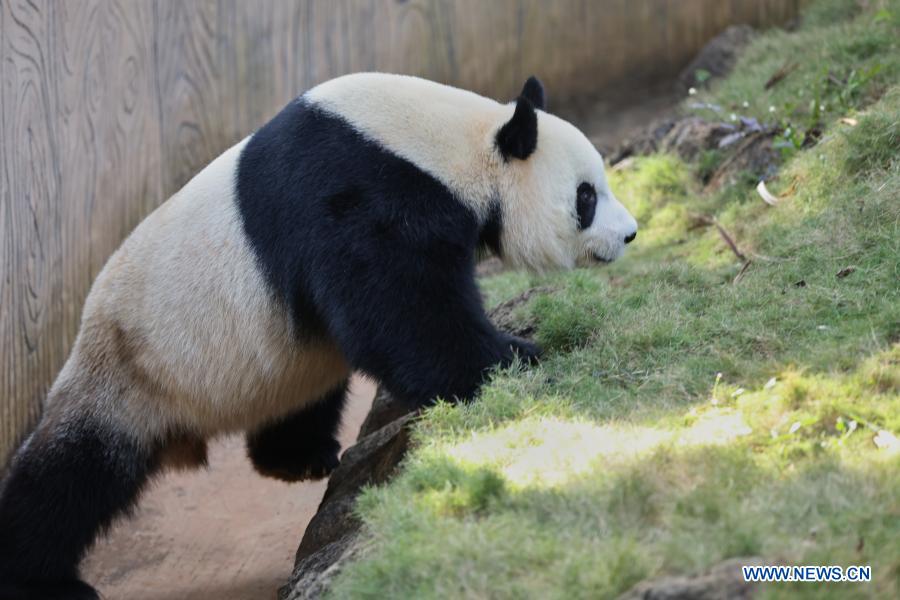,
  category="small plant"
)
[694,68,712,85]
[834,64,884,111]
[696,149,725,183]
